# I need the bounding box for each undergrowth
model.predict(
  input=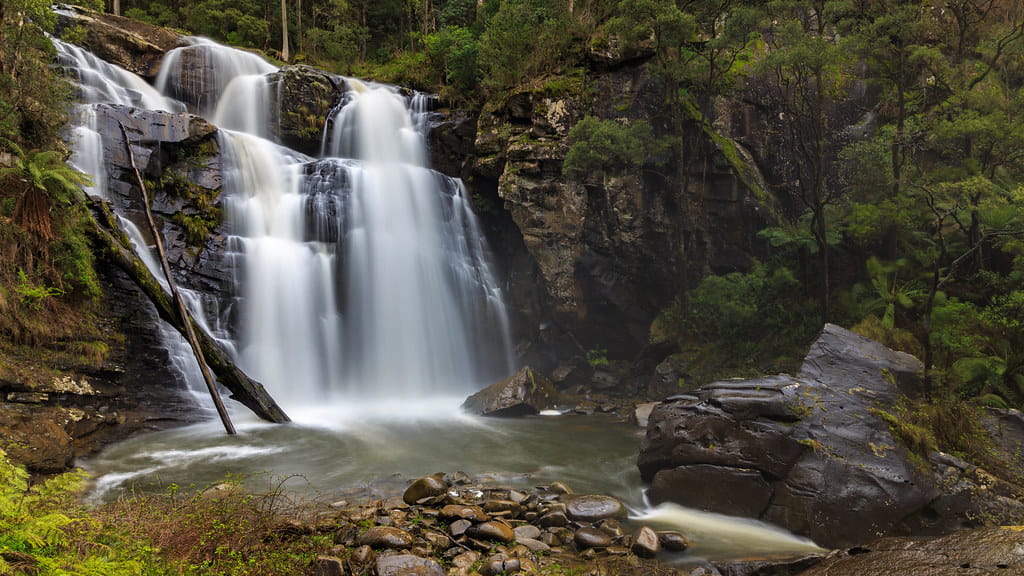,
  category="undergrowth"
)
[92,480,333,576]
[0,449,335,576]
